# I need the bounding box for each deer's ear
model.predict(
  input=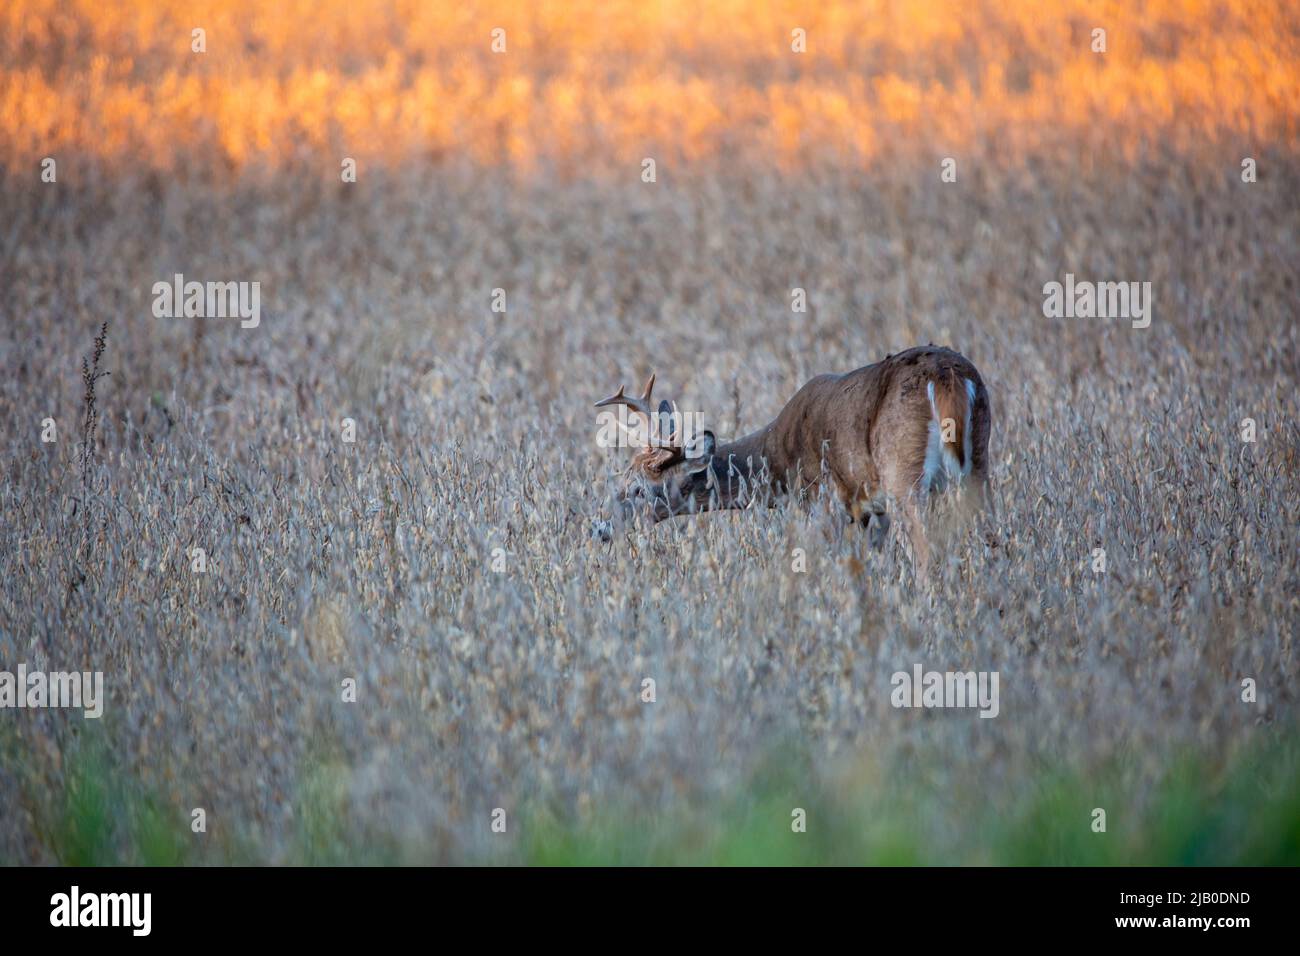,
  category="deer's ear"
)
[690,430,716,462]
[656,399,677,444]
